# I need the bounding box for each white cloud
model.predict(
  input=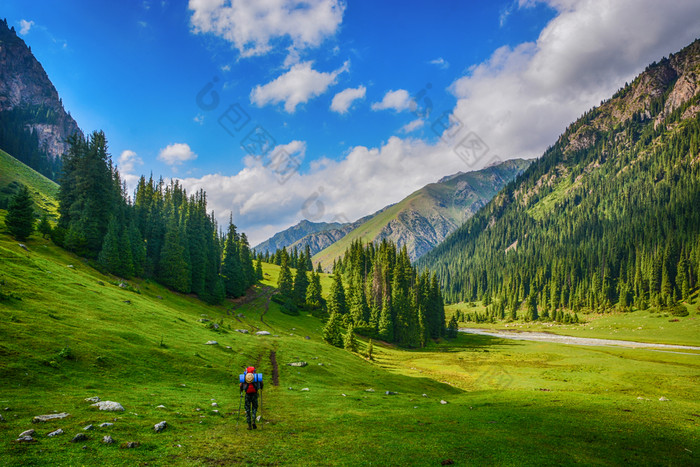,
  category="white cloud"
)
[428,57,449,69]
[400,118,424,134]
[371,89,412,112]
[117,150,144,195]
[181,0,700,246]
[251,60,349,112]
[448,0,700,160]
[158,143,198,166]
[330,85,366,114]
[188,0,345,58]
[18,19,34,35]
